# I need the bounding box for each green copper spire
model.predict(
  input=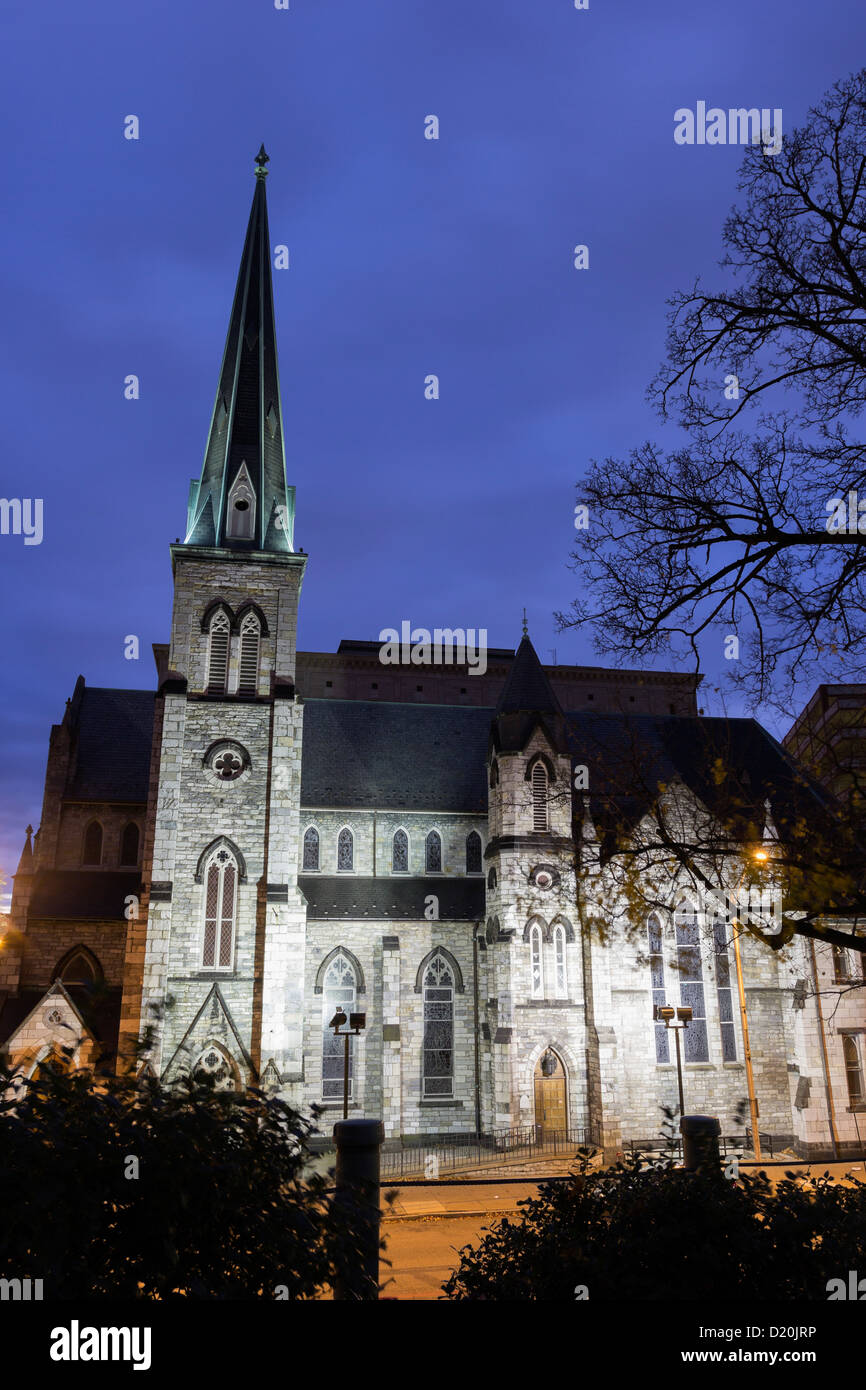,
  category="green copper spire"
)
[185,148,295,552]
